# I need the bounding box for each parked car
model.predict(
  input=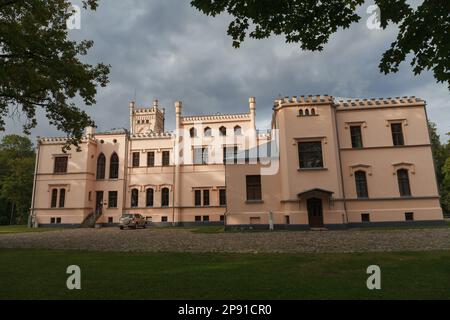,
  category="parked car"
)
[119,213,147,229]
